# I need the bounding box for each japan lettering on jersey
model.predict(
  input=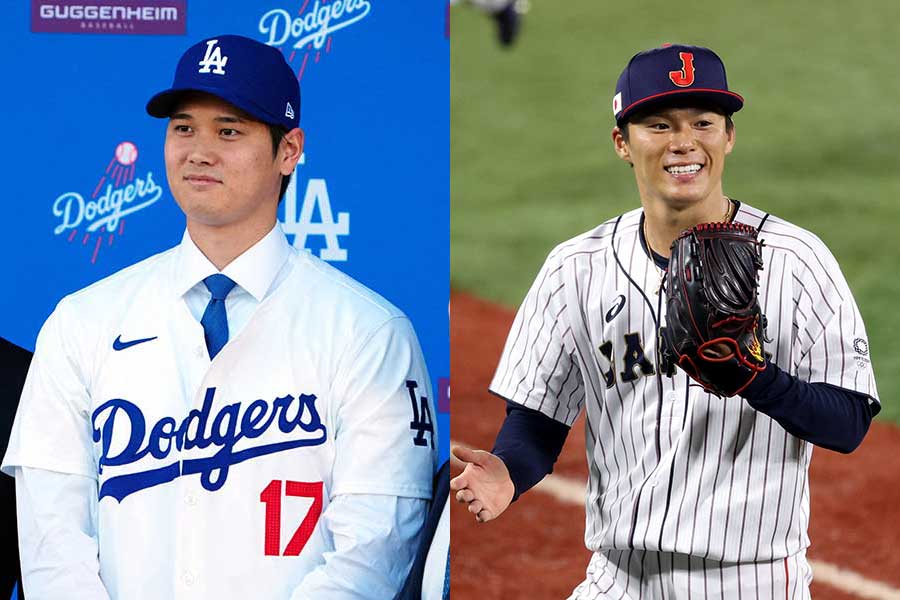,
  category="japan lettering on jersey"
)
[2,246,437,599]
[490,201,877,563]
